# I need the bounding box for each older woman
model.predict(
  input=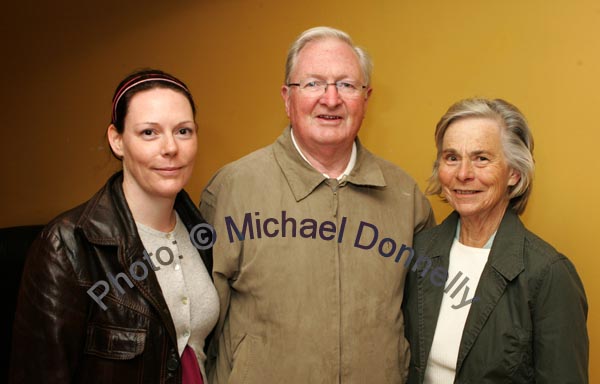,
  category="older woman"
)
[403,98,588,383]
[10,69,218,383]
